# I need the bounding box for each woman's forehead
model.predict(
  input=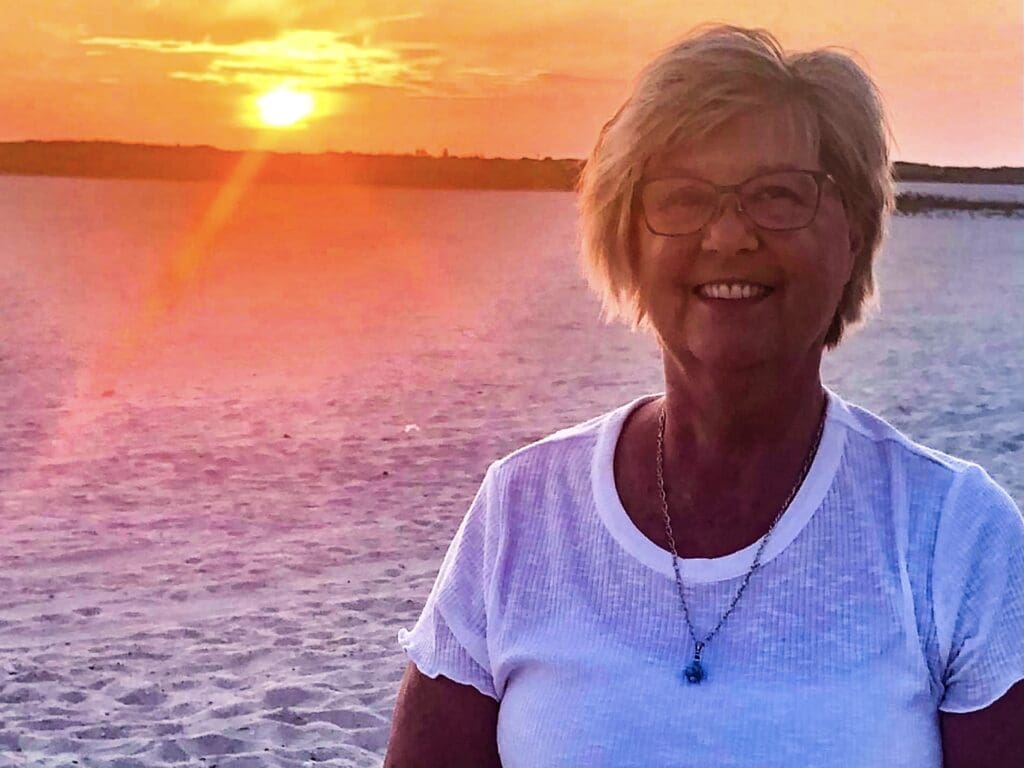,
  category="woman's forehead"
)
[646,105,821,180]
